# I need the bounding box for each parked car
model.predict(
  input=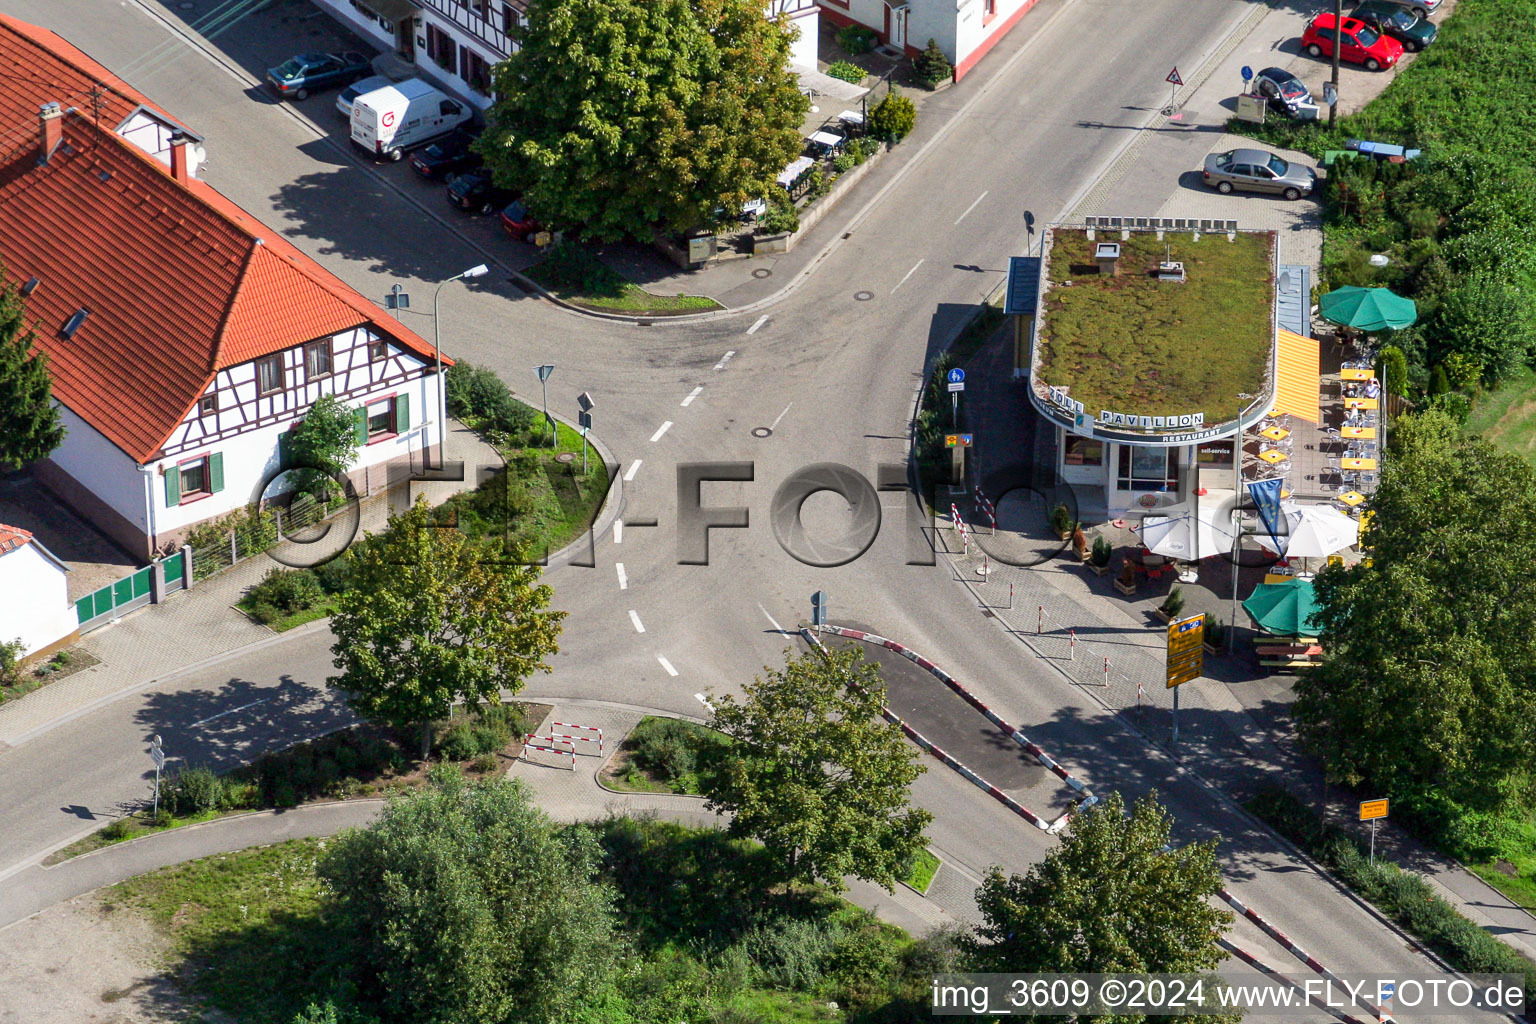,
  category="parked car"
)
[1349,1,1437,50]
[350,78,473,161]
[447,173,517,215]
[409,128,484,180]
[266,52,371,101]
[1301,14,1404,71]
[1362,0,1439,18]
[1202,148,1317,200]
[336,74,393,118]
[1250,67,1317,118]
[499,200,543,242]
